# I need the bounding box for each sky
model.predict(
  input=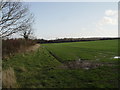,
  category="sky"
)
[24,2,118,40]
